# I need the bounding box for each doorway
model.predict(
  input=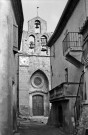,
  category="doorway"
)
[32,95,44,116]
[58,105,63,126]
